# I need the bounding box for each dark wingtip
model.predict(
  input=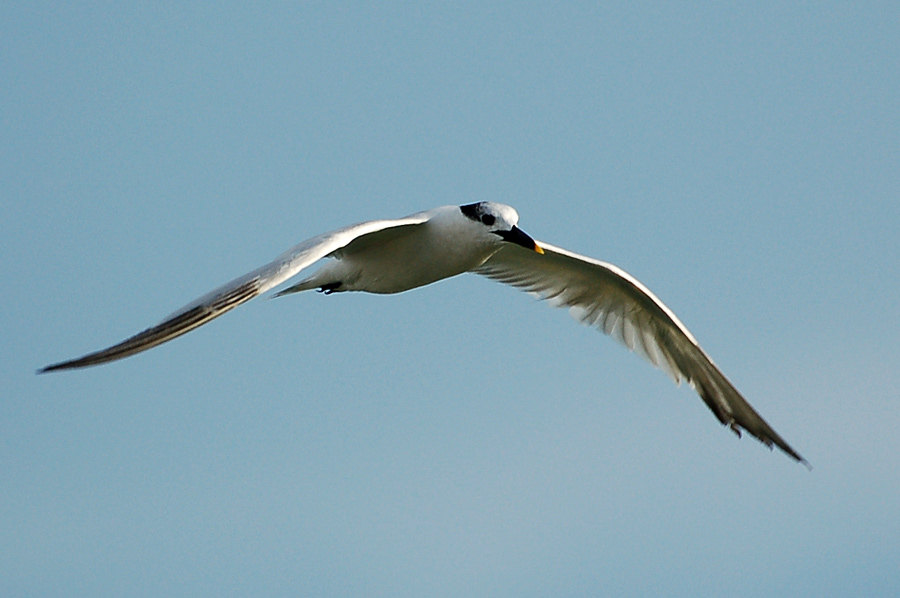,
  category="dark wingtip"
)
[772,439,811,470]
[727,418,810,470]
[771,438,811,470]
[37,360,79,374]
